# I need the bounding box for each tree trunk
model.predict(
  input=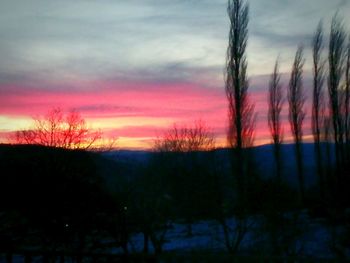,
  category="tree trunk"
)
[295,142,305,203]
